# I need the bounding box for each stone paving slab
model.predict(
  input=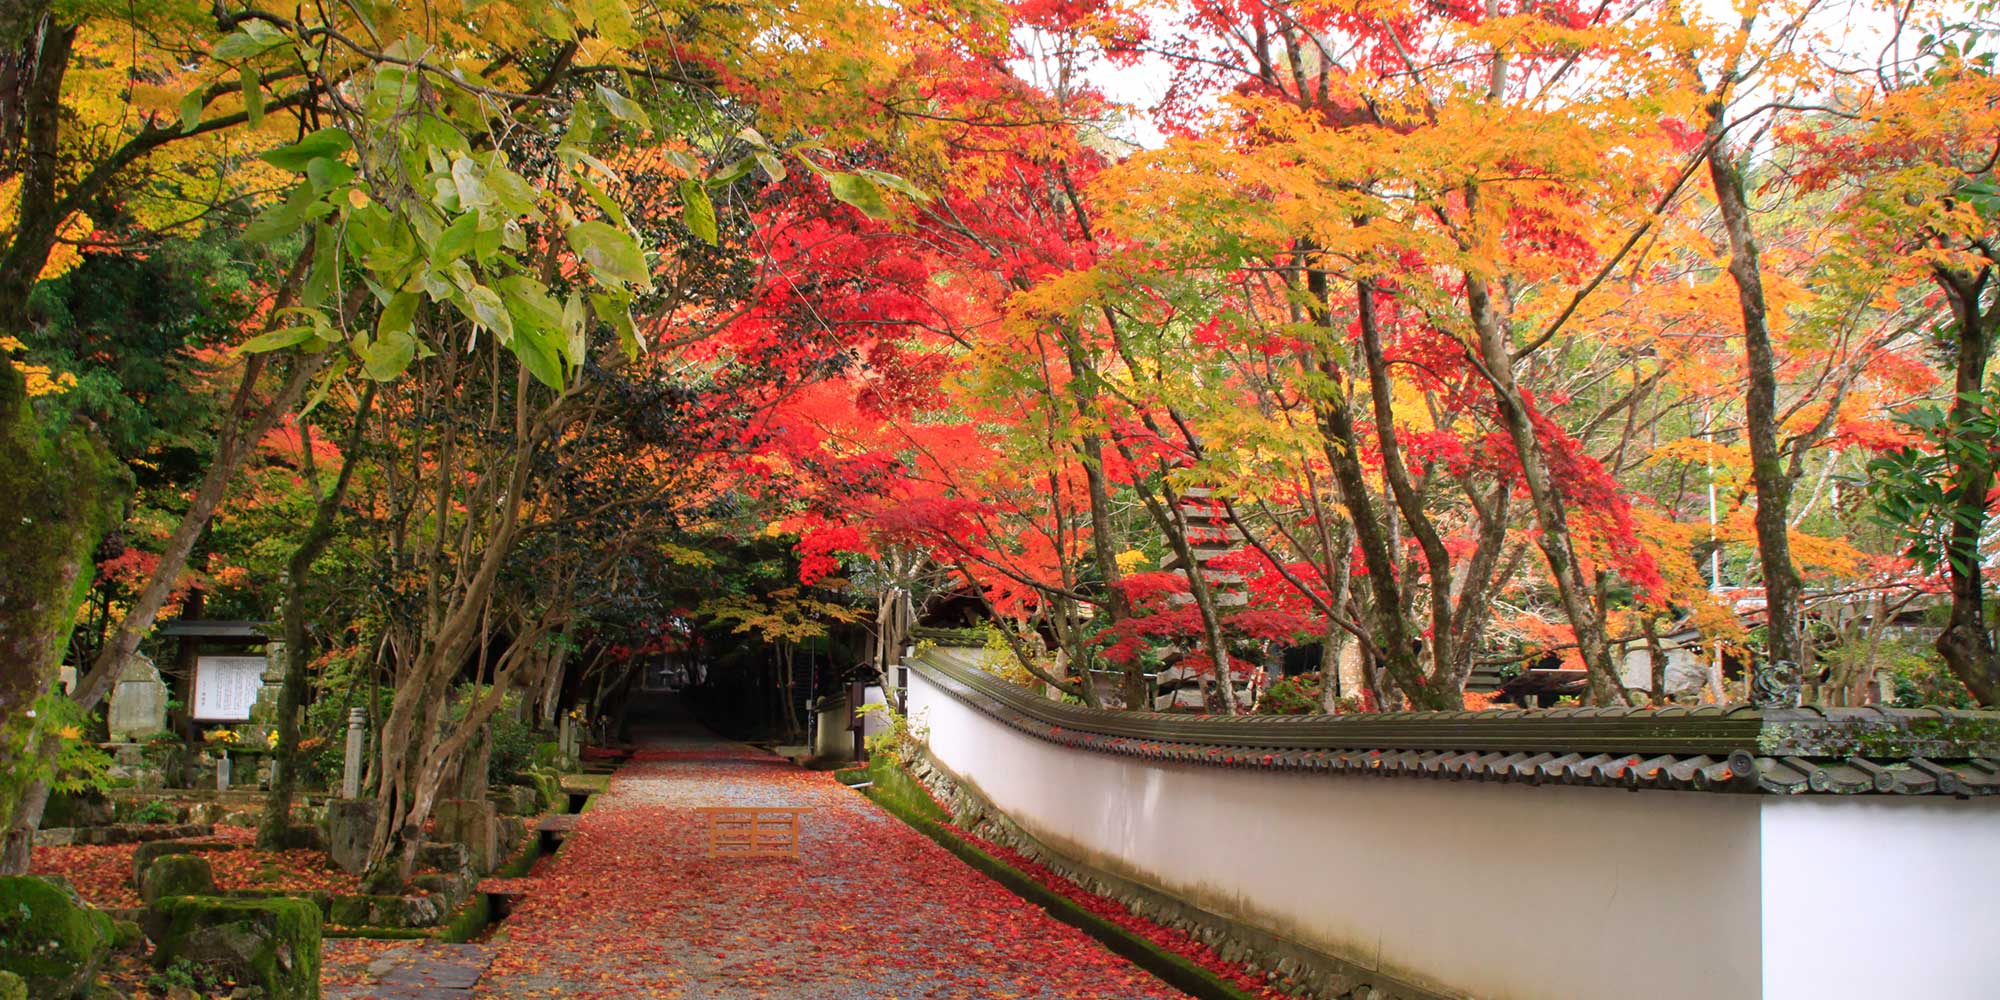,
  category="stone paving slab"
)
[328,941,493,1000]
